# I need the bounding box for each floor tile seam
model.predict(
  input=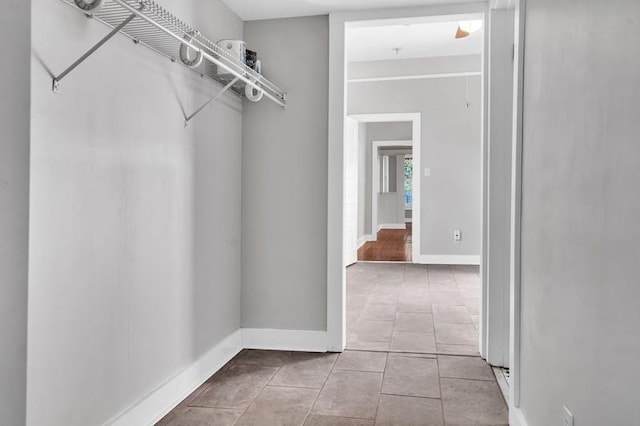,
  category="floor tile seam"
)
[312,413,379,422]
[231,362,288,423]
[302,352,340,425]
[187,358,248,408]
[379,391,443,401]
[187,402,247,411]
[437,375,496,383]
[333,367,386,374]
[346,348,439,357]
[371,351,388,424]
[435,352,482,359]
[267,383,325,390]
[435,352,447,425]
[346,346,482,358]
